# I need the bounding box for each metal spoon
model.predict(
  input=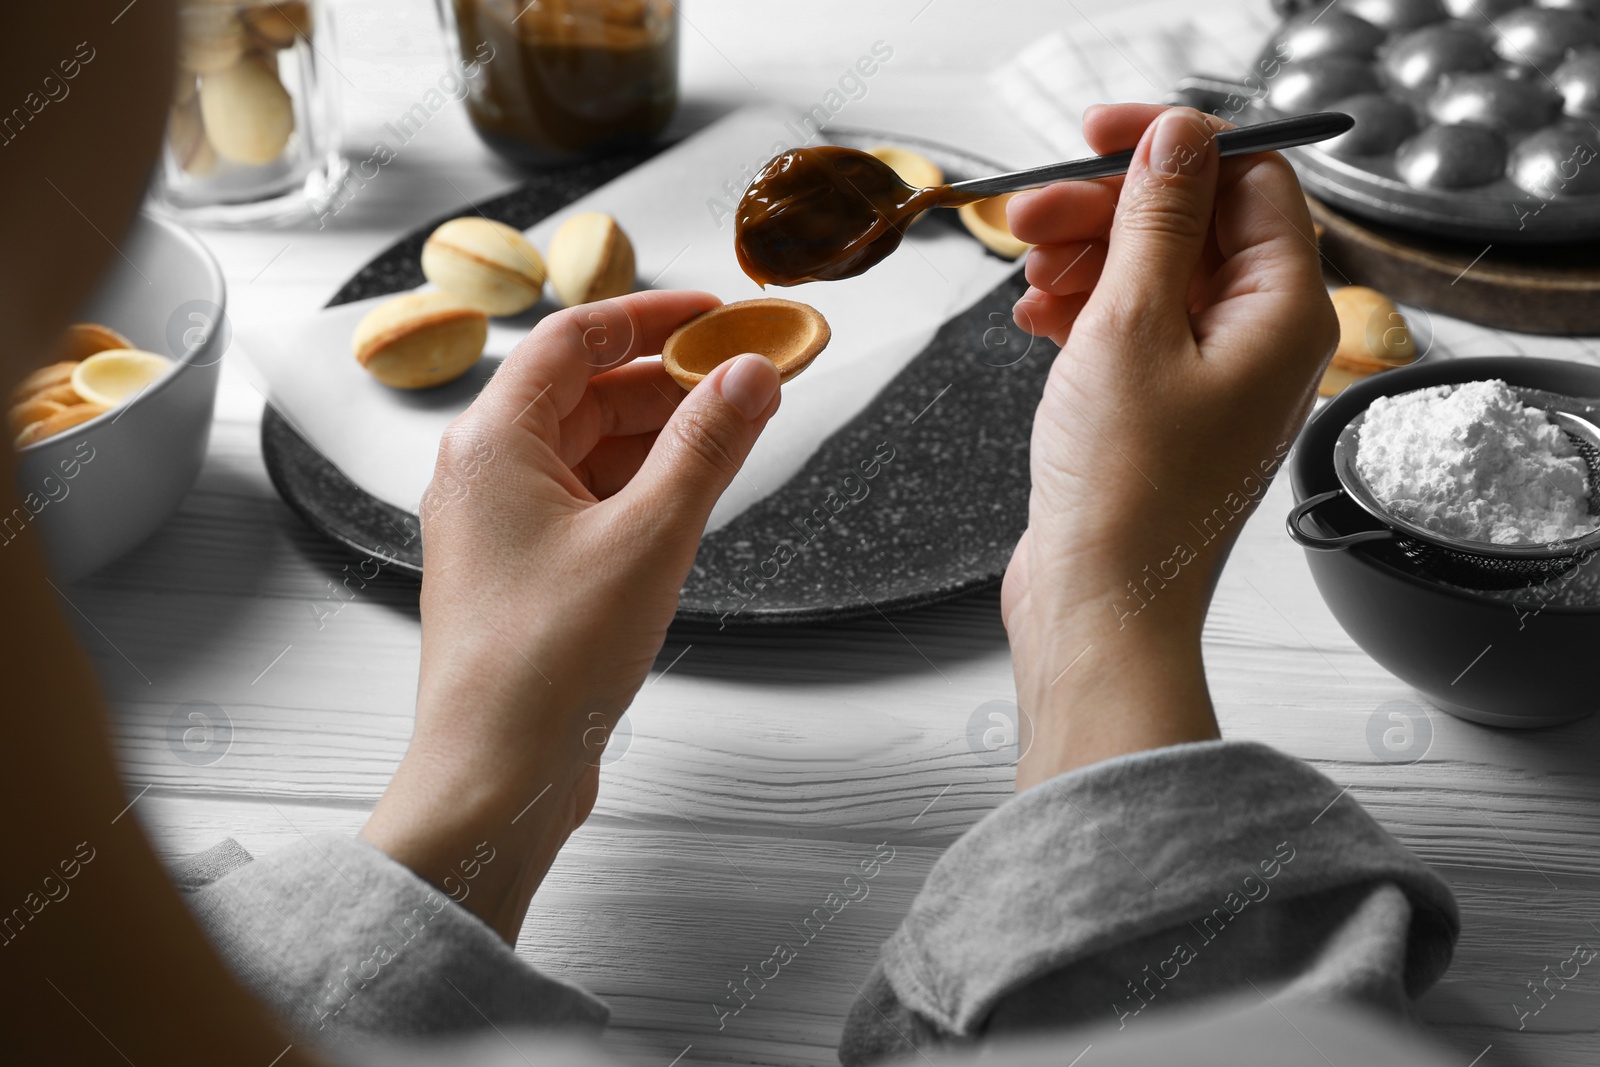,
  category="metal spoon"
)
[945,110,1354,199]
[734,111,1356,287]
